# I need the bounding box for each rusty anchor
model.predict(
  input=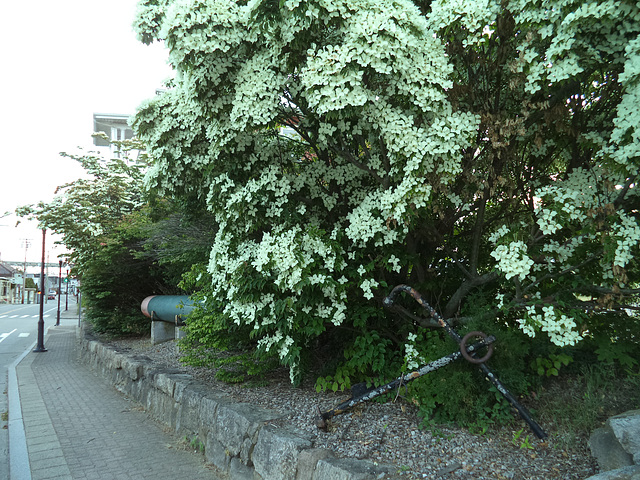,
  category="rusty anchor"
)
[316,284,547,440]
